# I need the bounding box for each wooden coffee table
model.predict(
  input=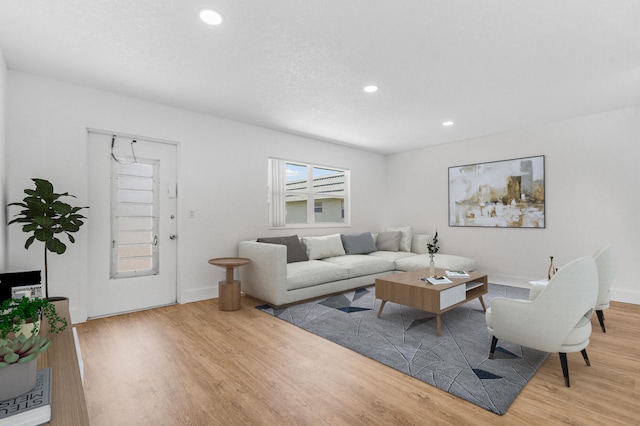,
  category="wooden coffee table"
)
[375,268,488,336]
